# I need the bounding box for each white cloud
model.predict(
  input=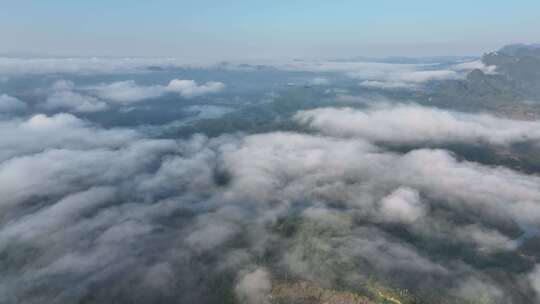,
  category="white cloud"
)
[311,77,330,85]
[1,102,540,302]
[282,60,418,74]
[219,130,540,228]
[45,91,108,112]
[452,277,503,303]
[91,80,164,103]
[0,137,176,209]
[87,79,225,103]
[0,57,214,75]
[186,220,239,252]
[0,94,27,113]
[352,69,461,90]
[39,79,226,111]
[143,262,176,290]
[530,267,540,298]
[295,104,540,145]
[166,79,225,98]
[0,125,536,301]
[360,80,419,90]
[379,187,426,223]
[43,81,108,112]
[396,70,461,83]
[452,60,498,75]
[280,60,464,90]
[455,225,517,252]
[51,79,75,91]
[350,69,461,84]
[235,268,271,304]
[0,187,116,243]
[0,113,137,161]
